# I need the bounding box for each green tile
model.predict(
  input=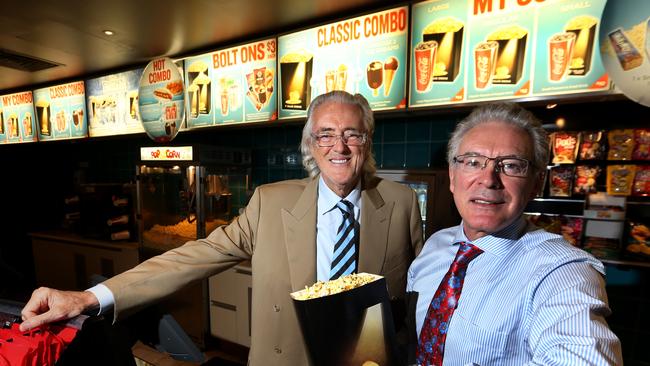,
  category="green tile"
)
[383,121,406,143]
[430,141,450,166]
[406,120,431,142]
[252,129,270,147]
[431,119,457,140]
[269,167,285,182]
[285,126,303,146]
[372,122,383,145]
[372,143,383,169]
[382,143,405,168]
[252,149,268,167]
[405,142,431,168]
